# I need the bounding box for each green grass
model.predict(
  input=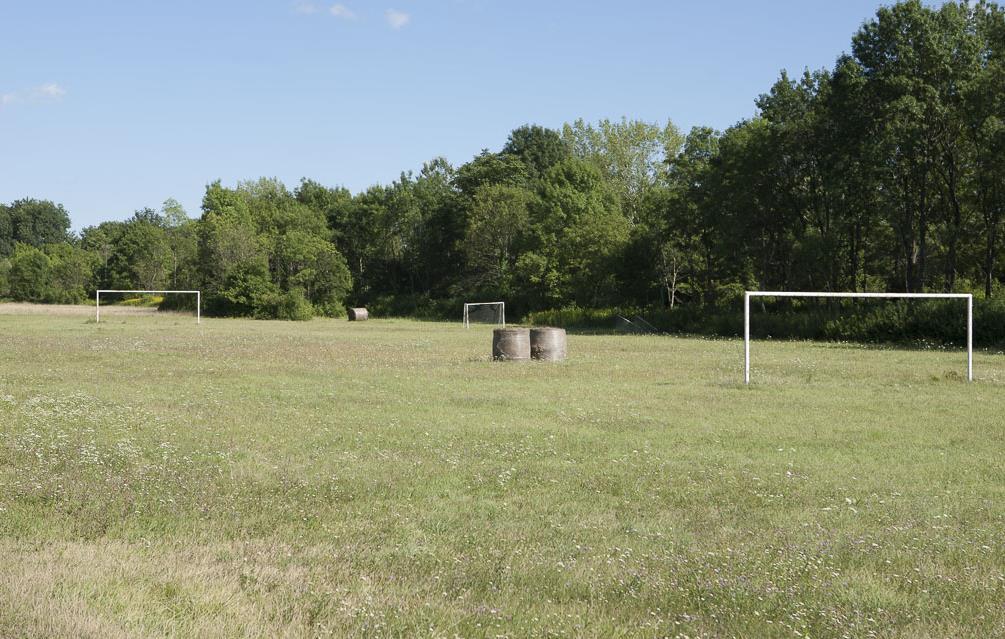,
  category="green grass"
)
[1,308,1004,638]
